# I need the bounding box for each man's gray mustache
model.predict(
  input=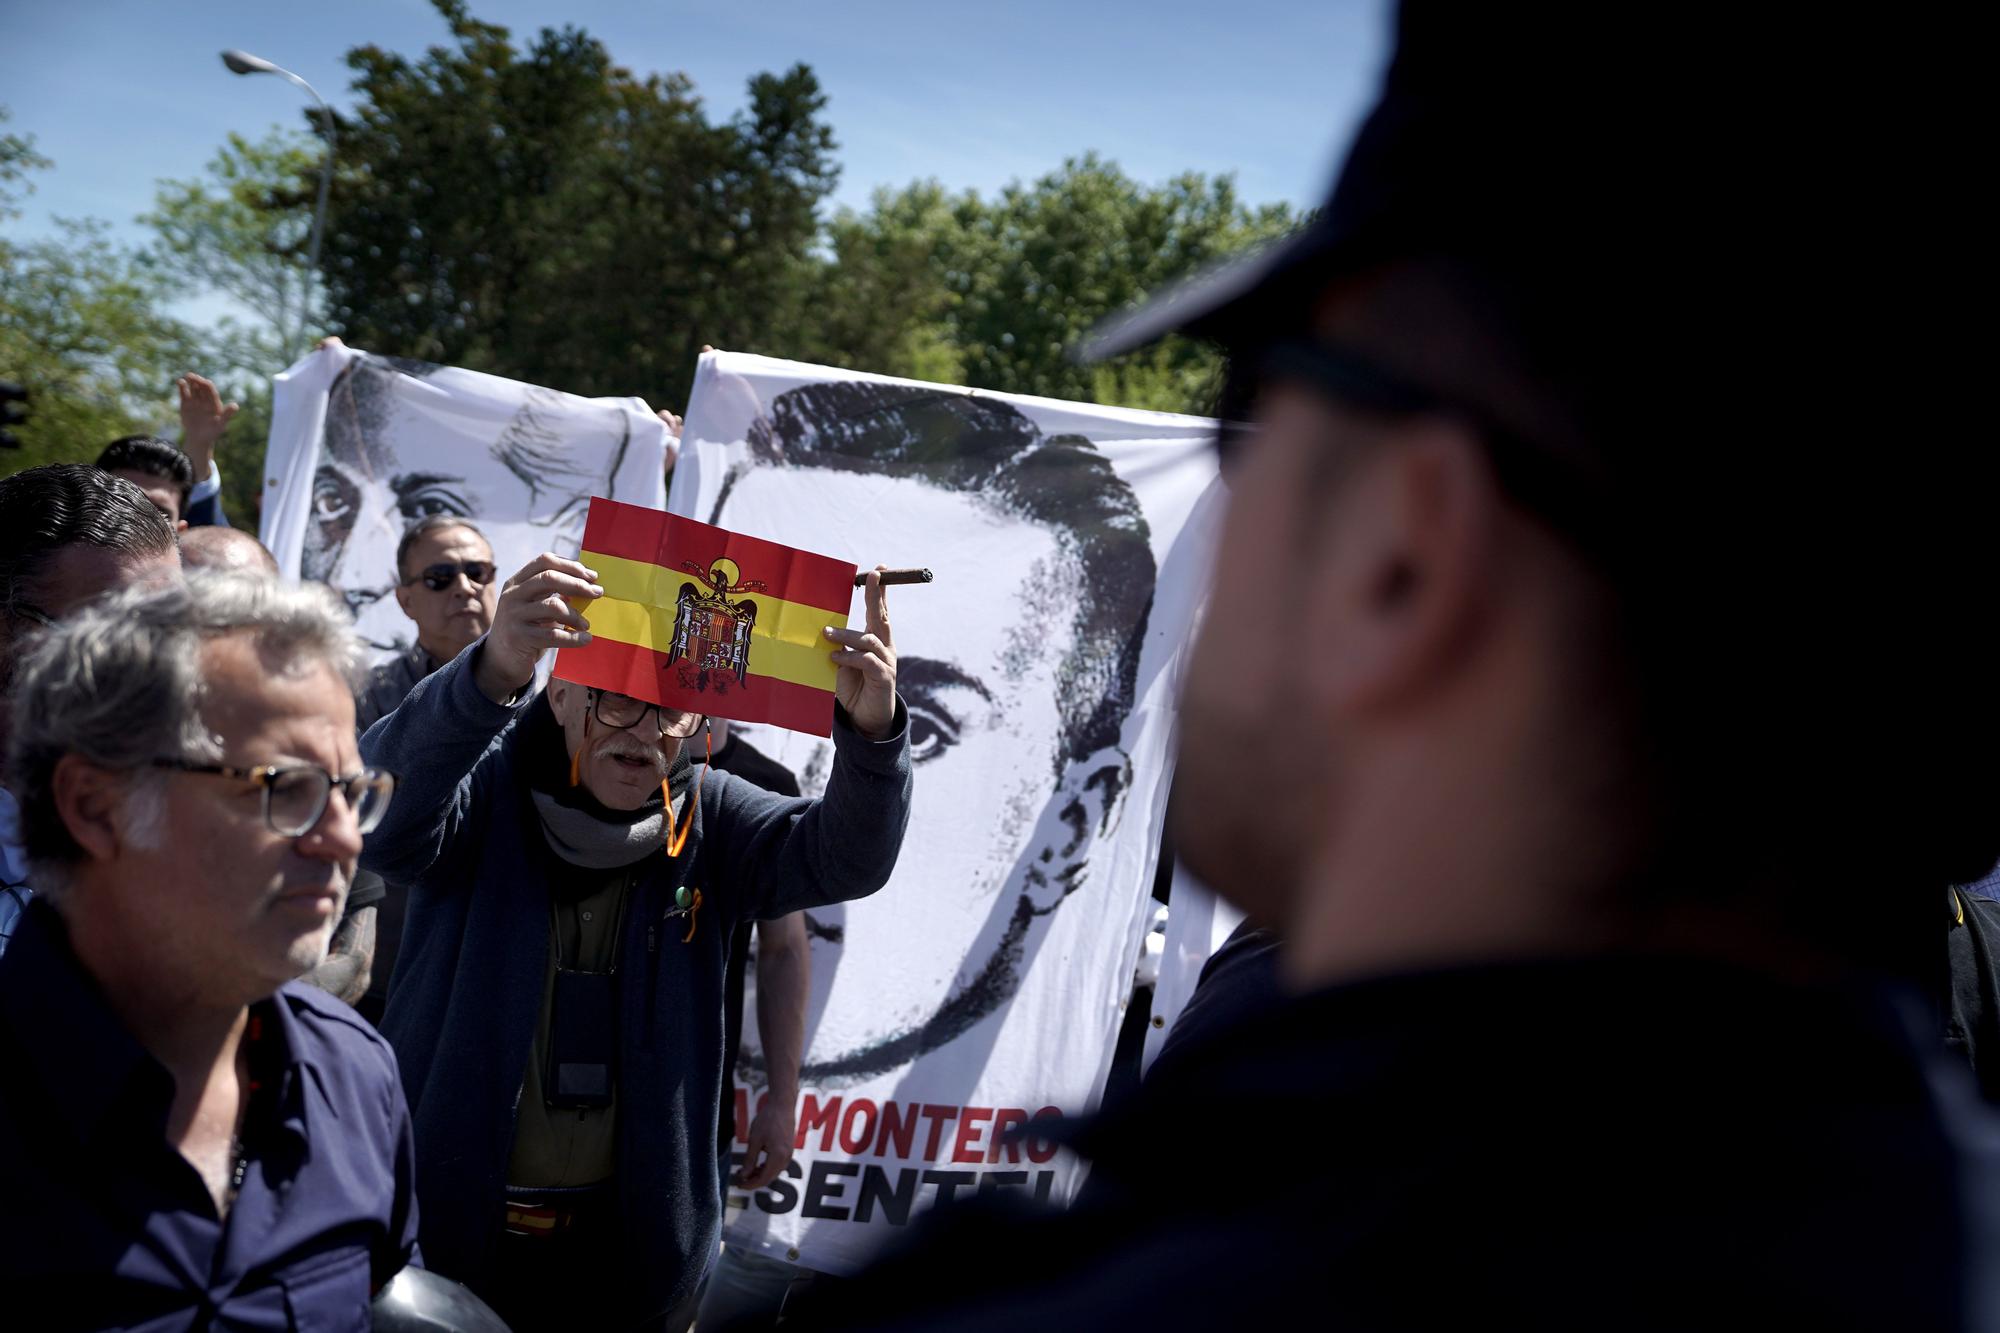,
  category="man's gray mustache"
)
[595,736,669,772]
